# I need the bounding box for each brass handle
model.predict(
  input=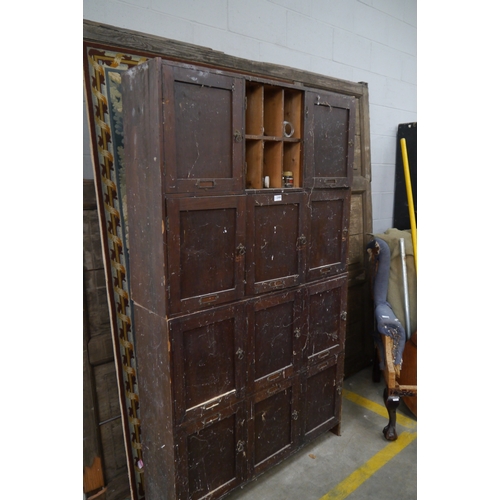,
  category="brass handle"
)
[294,328,301,339]
[236,347,244,360]
[200,294,219,305]
[270,279,285,289]
[236,440,245,452]
[203,399,221,411]
[292,410,298,421]
[196,179,216,189]
[267,372,281,382]
[234,130,243,143]
[203,413,221,426]
[341,311,347,321]
[318,361,330,371]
